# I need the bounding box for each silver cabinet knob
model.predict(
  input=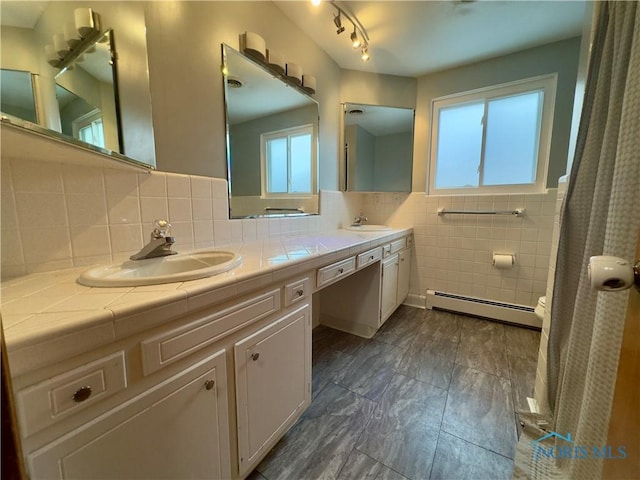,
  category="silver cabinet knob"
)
[251,353,260,361]
[72,386,92,403]
[204,379,215,391]
[337,268,344,274]
[369,255,375,260]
